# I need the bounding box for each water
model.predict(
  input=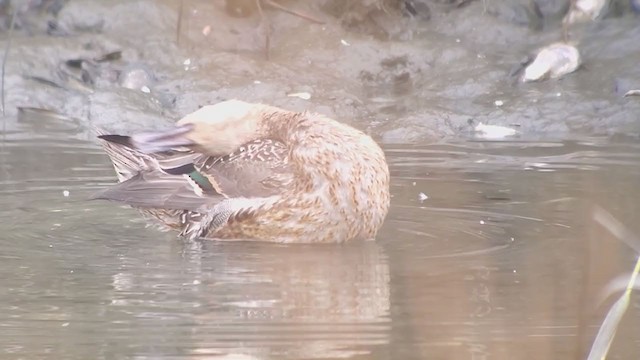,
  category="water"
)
[1,127,639,360]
